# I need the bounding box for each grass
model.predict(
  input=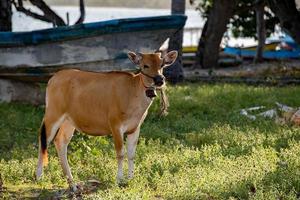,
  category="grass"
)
[0,83,300,199]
